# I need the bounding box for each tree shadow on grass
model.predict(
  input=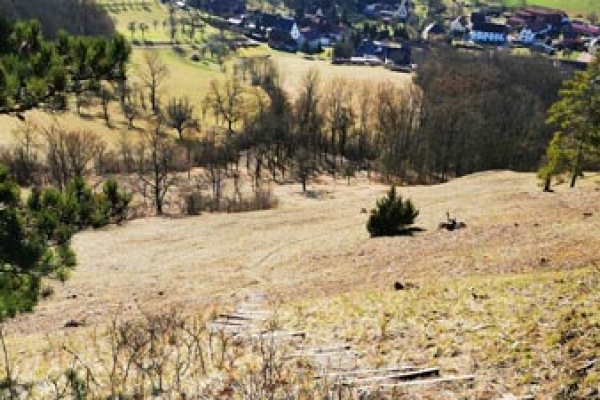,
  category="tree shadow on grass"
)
[397,226,426,236]
[370,226,426,238]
